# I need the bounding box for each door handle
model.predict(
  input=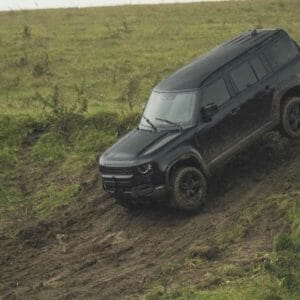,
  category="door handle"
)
[231,107,240,115]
